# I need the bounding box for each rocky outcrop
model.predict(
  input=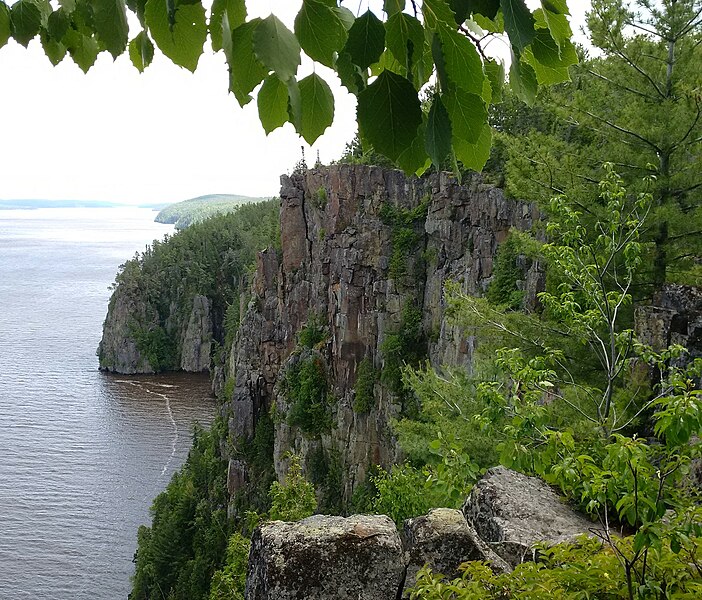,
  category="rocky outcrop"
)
[245,468,605,599]
[180,295,212,372]
[245,514,405,600]
[636,284,702,362]
[226,165,542,502]
[97,286,155,374]
[462,466,599,567]
[402,508,509,595]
